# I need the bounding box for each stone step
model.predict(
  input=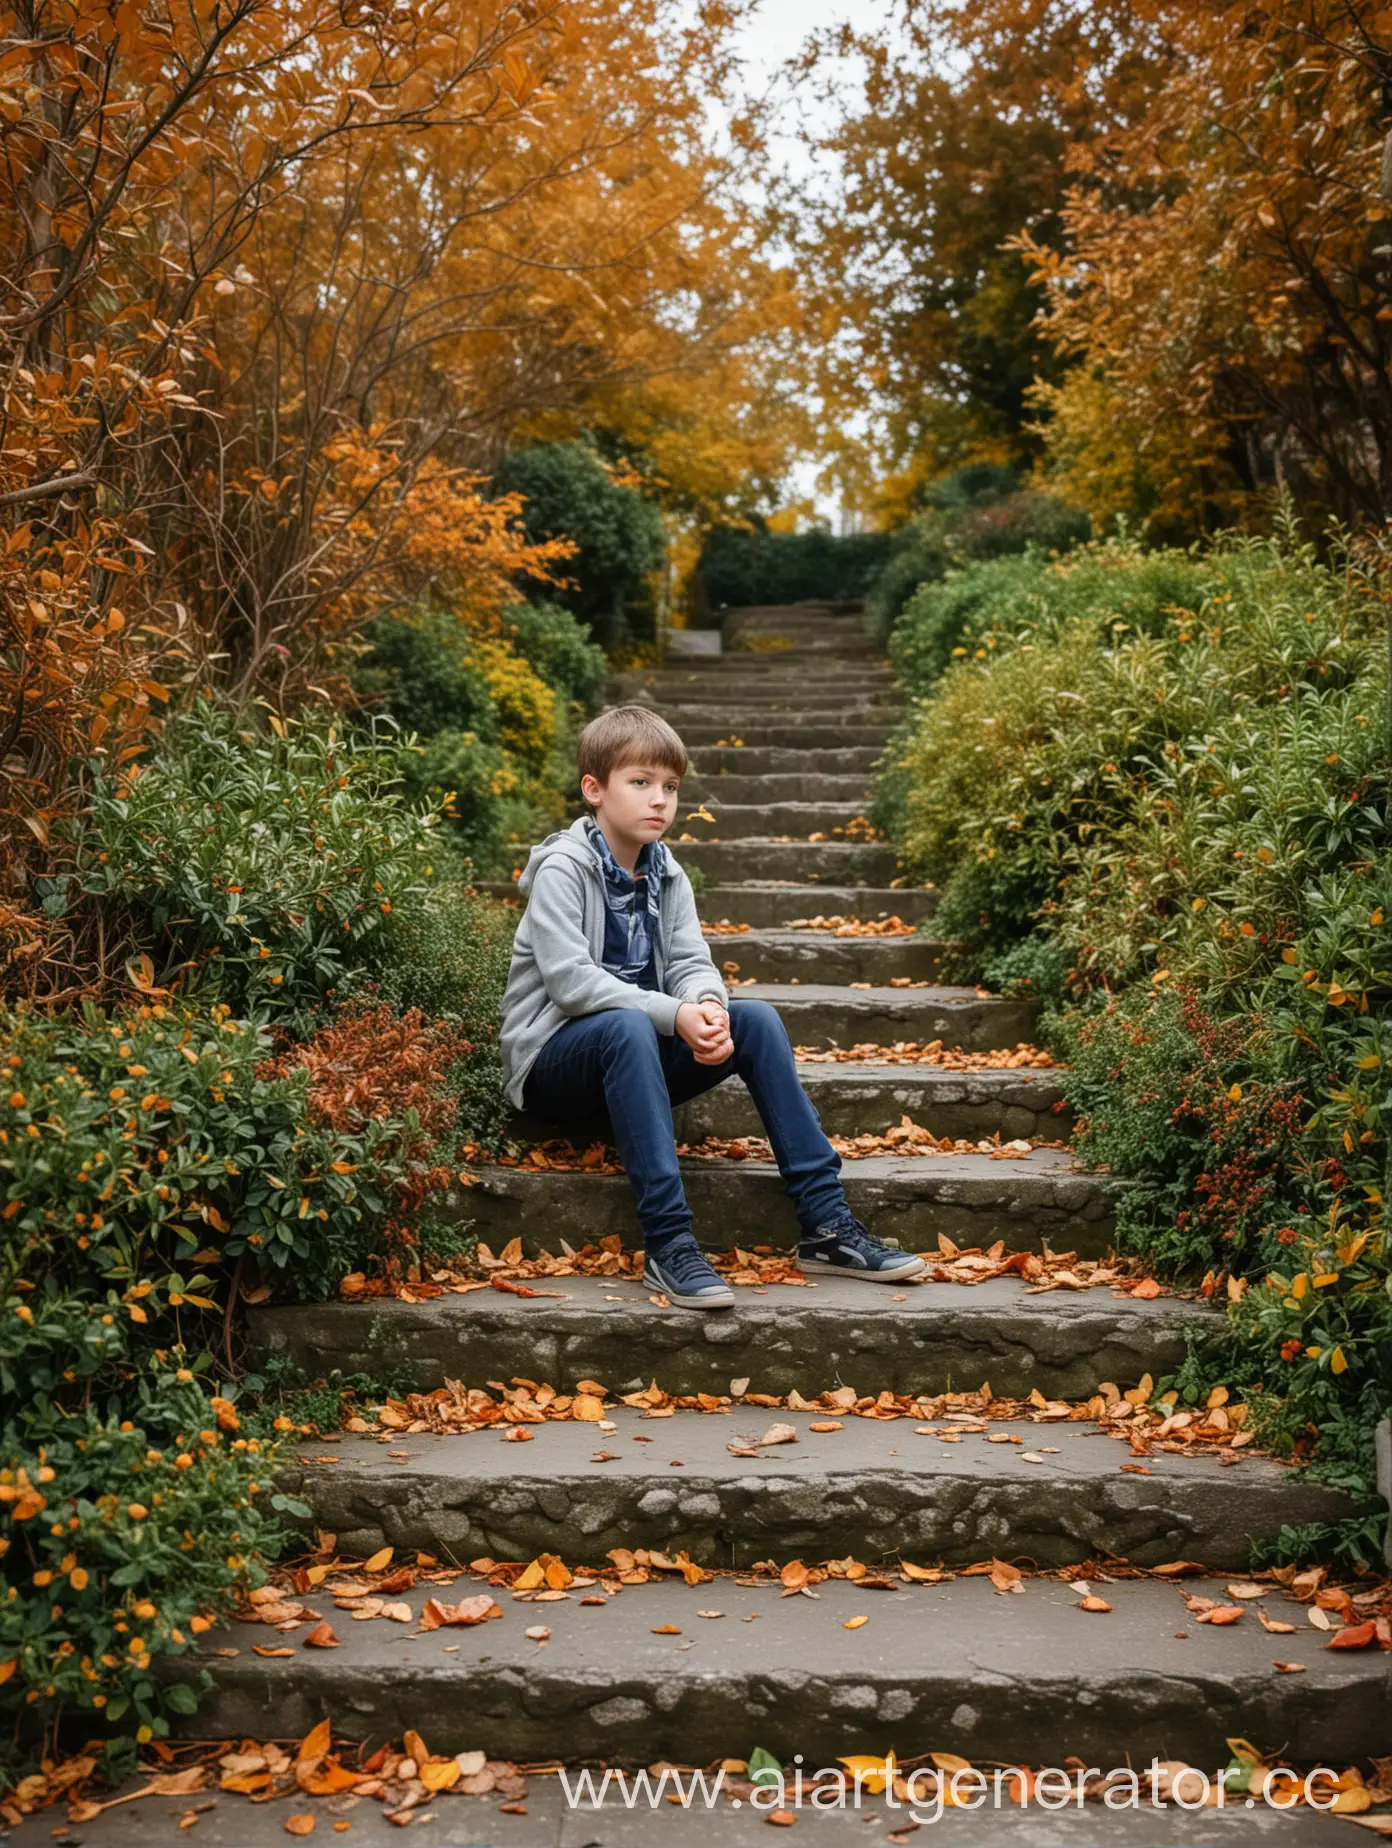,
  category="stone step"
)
[652,702,906,727]
[282,1412,1365,1572]
[447,1147,1114,1257]
[679,801,873,840]
[690,744,885,776]
[702,928,945,984]
[722,983,1037,1051]
[696,883,937,927]
[671,840,900,885]
[183,1573,1392,1768]
[630,672,900,700]
[252,1273,1212,1403]
[675,1062,1068,1141]
[678,723,898,750]
[685,773,876,803]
